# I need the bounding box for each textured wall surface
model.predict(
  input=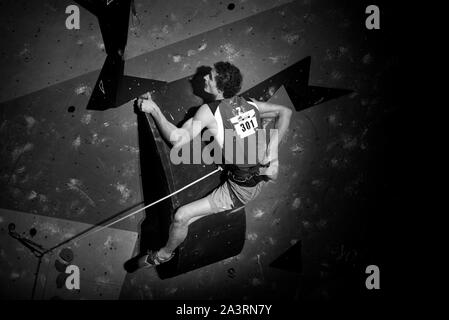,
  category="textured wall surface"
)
[0,0,398,301]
